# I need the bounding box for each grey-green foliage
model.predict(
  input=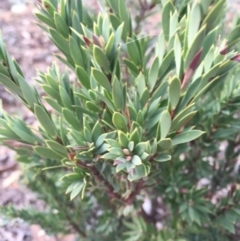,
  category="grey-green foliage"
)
[1,0,240,240]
